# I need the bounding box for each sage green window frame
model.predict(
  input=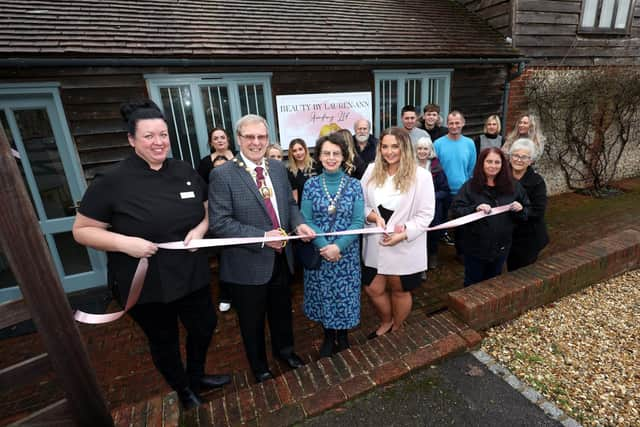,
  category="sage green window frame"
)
[374,69,452,136]
[145,73,276,168]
